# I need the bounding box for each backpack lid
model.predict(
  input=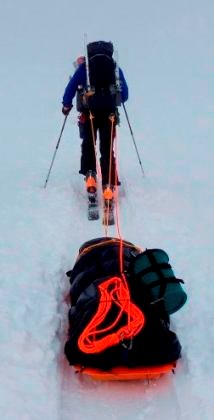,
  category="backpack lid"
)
[87,41,114,58]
